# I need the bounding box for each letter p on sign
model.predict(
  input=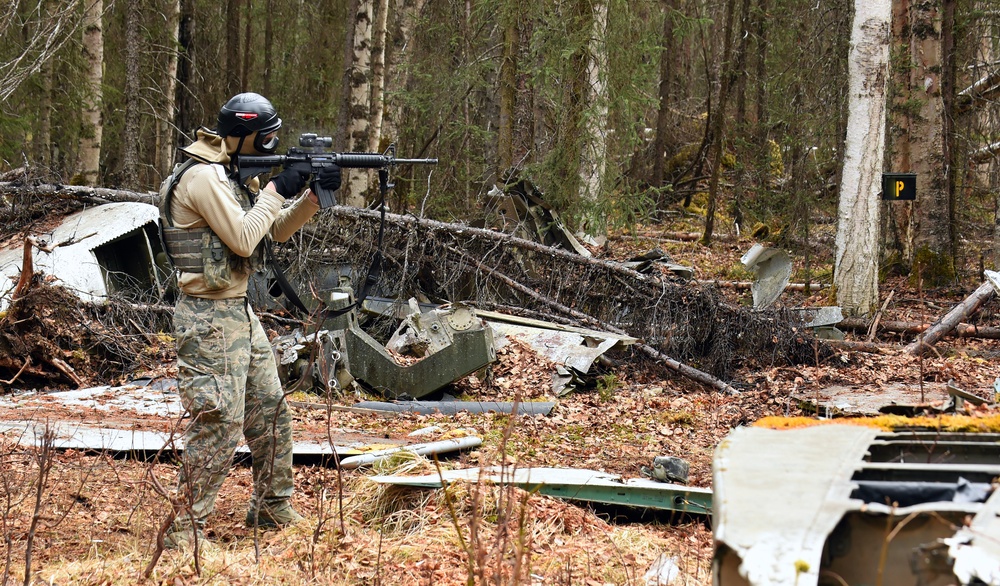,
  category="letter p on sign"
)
[882,173,916,201]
